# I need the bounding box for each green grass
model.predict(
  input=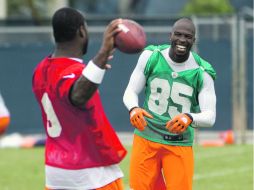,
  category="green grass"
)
[0,145,252,190]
